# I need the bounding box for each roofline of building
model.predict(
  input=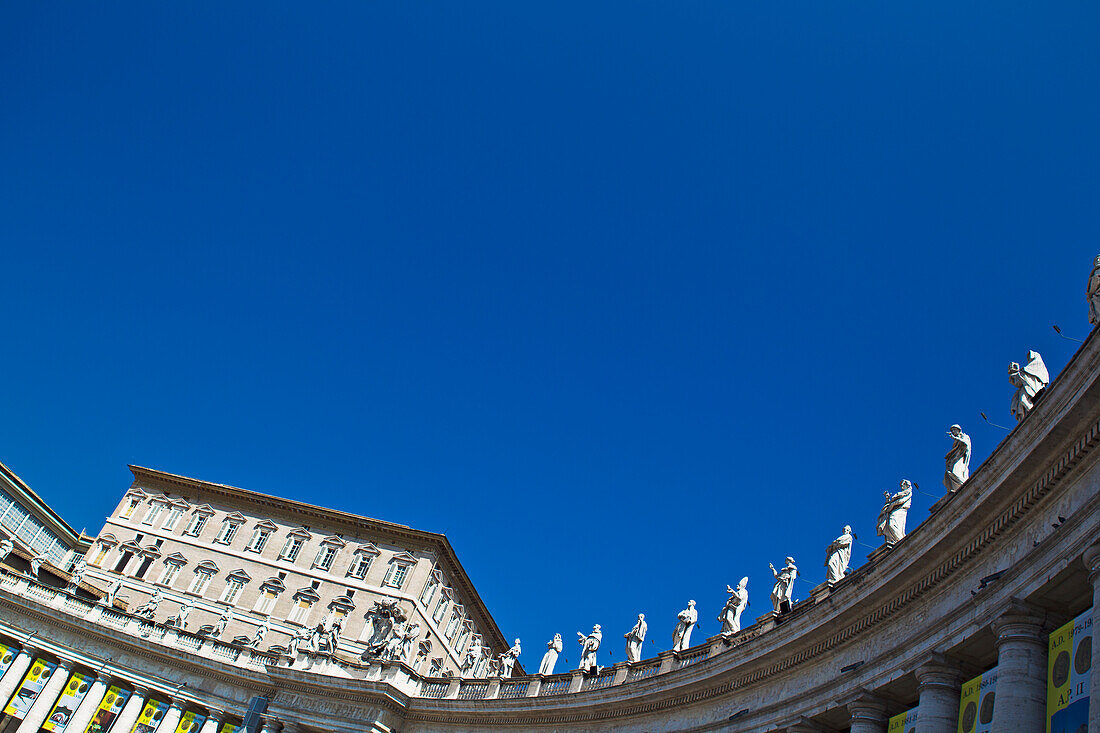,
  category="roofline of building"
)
[127,464,514,659]
[0,460,91,550]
